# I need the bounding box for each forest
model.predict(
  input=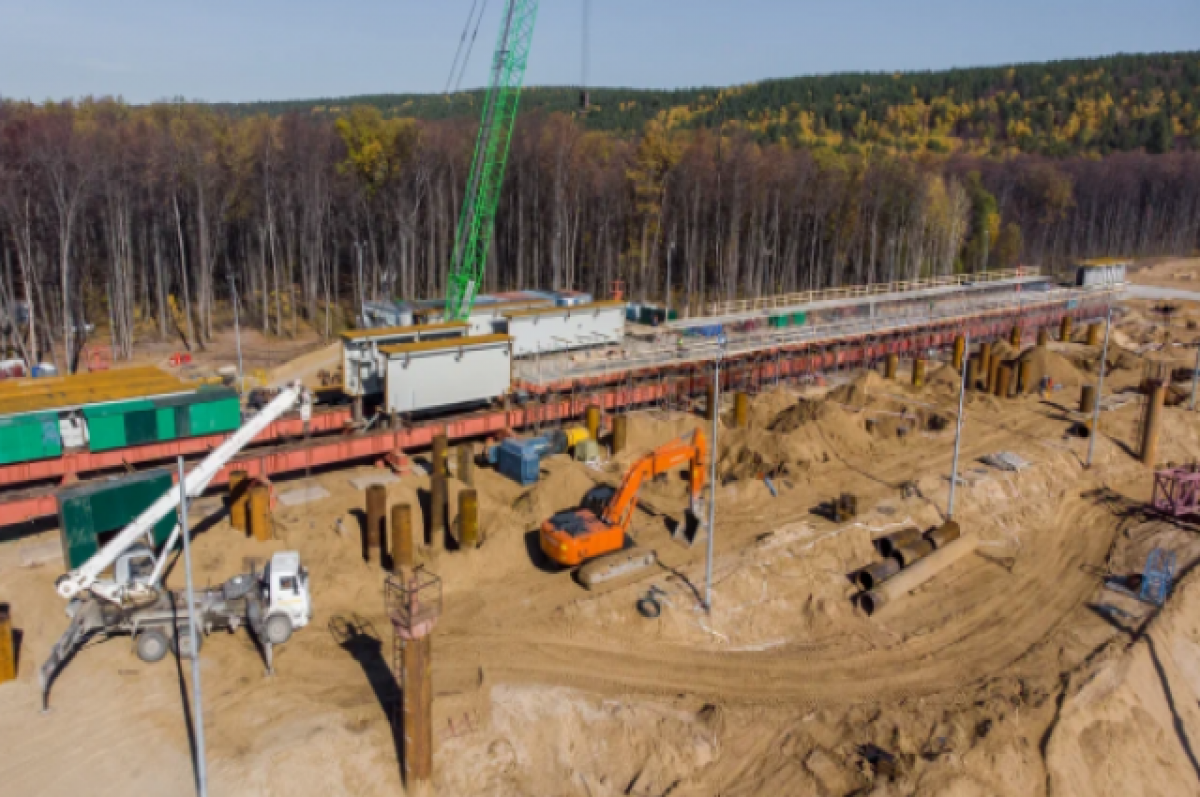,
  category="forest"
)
[1,80,1199,372]
[224,51,1200,156]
